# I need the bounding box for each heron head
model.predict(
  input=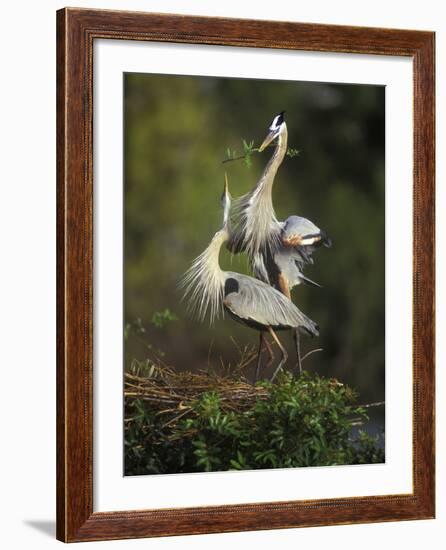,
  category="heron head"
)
[221,173,232,227]
[258,111,286,152]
